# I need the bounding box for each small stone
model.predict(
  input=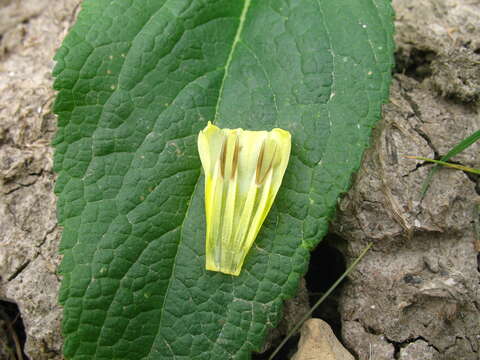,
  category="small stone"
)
[399,339,438,360]
[342,320,395,360]
[292,319,354,360]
